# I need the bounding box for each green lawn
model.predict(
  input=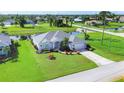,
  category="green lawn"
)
[0,40,97,81]
[87,32,124,61]
[0,23,77,35]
